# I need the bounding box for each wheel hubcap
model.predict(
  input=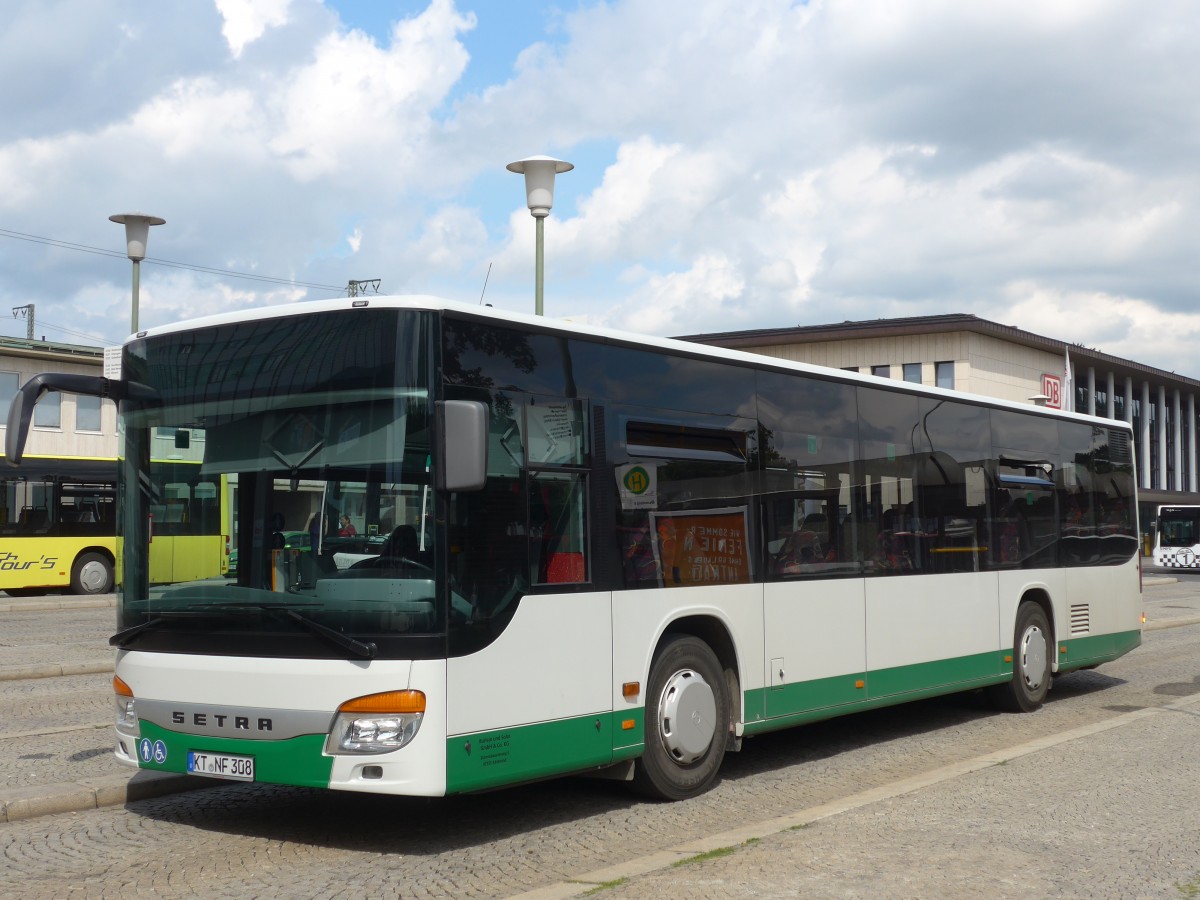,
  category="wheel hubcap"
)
[1019,625,1047,690]
[79,560,108,593]
[657,668,716,764]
